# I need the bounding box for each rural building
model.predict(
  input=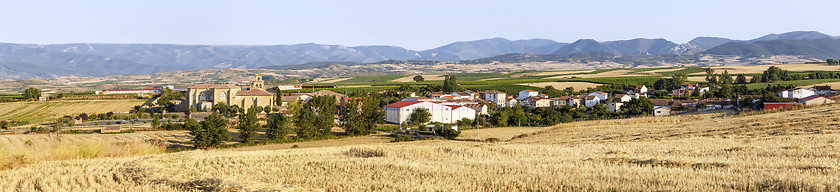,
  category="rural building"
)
[634,85,648,94]
[589,91,608,101]
[522,97,551,108]
[462,103,489,115]
[402,97,433,102]
[567,96,583,107]
[274,85,302,90]
[681,83,696,90]
[518,90,538,100]
[584,95,600,107]
[96,88,161,95]
[798,95,836,106]
[778,88,815,99]
[550,96,569,107]
[653,106,671,116]
[187,74,275,111]
[482,90,507,107]
[607,102,623,113]
[450,92,474,100]
[812,85,835,96]
[614,94,632,103]
[764,102,801,110]
[383,101,476,124]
